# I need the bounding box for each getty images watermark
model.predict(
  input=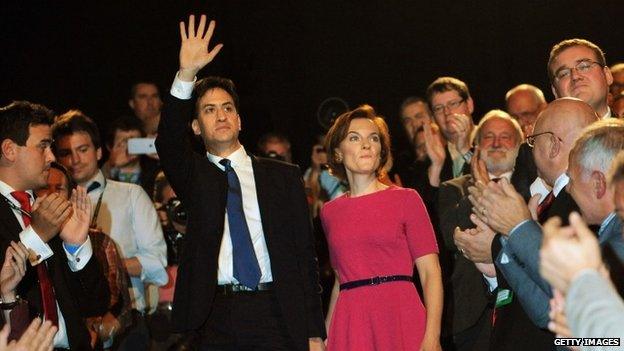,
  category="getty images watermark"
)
[555,338,621,347]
